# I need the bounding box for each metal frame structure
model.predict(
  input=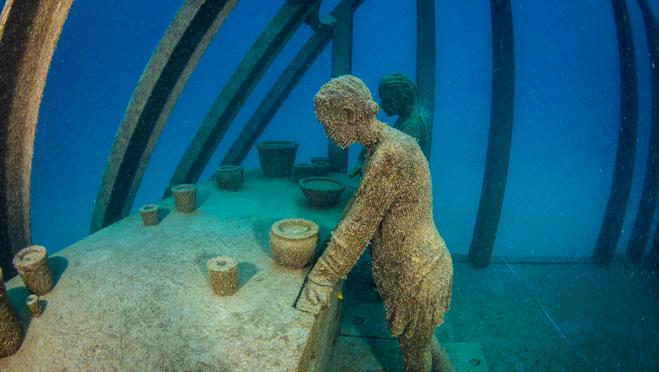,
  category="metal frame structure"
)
[4,0,659,274]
